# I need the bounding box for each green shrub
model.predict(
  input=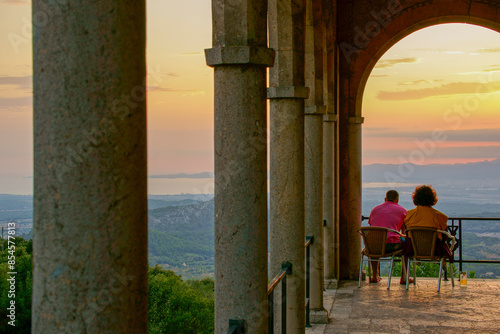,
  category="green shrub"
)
[148,265,214,334]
